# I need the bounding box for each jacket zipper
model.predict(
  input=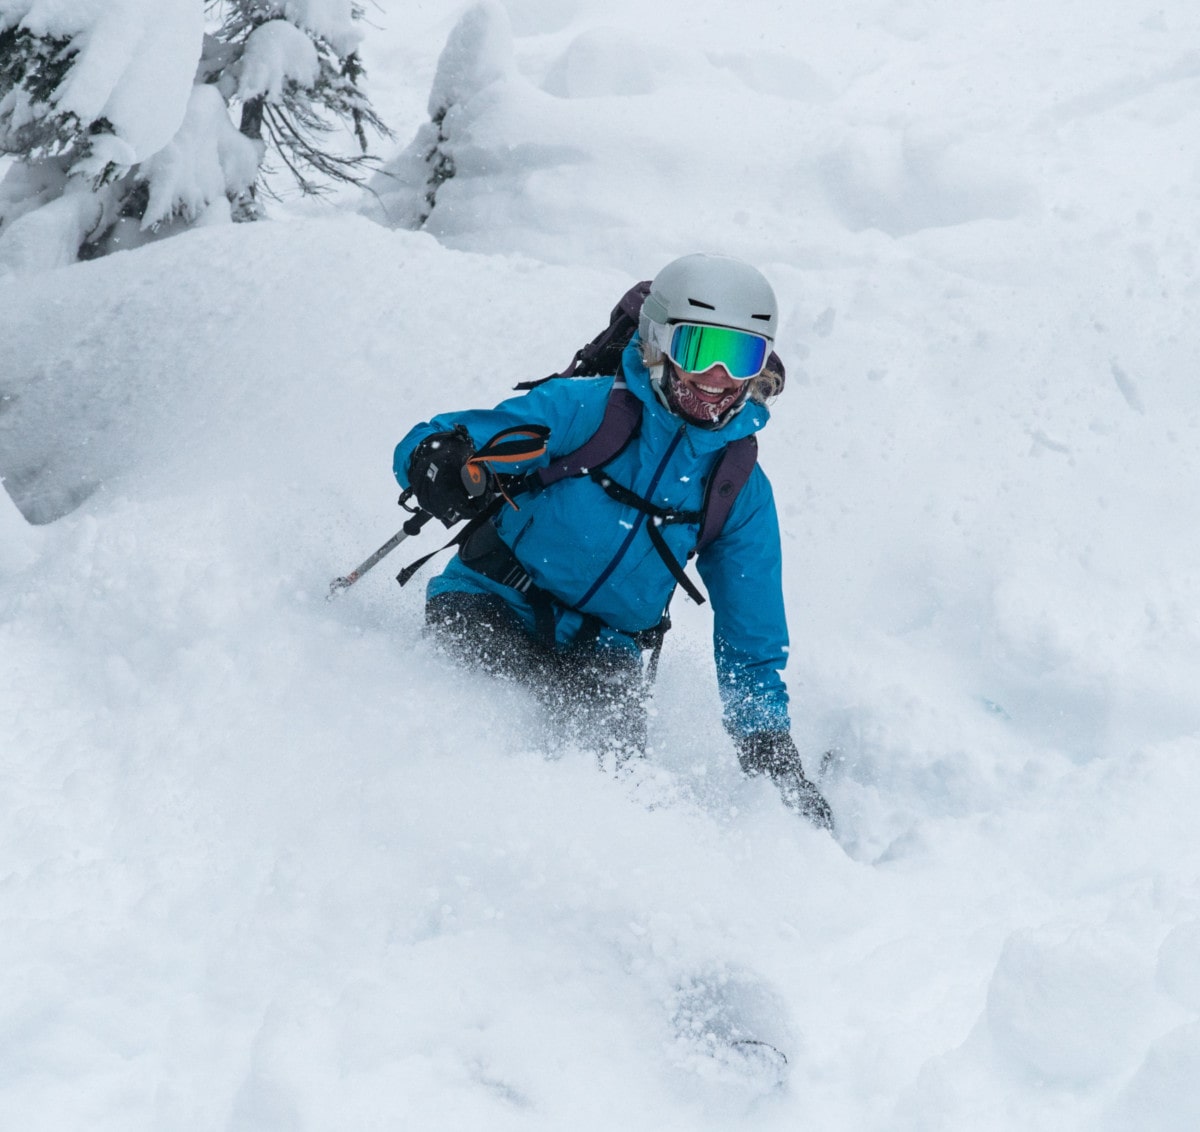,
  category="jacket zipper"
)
[575,425,685,609]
